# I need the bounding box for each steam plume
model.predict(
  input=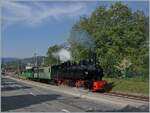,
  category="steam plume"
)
[52,48,71,62]
[70,30,95,50]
